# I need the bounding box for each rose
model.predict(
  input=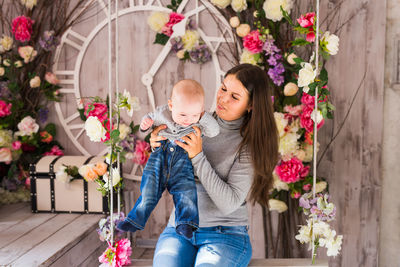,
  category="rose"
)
[18,46,37,63]
[12,141,21,150]
[297,63,315,88]
[43,145,64,156]
[275,157,309,183]
[210,0,231,9]
[176,49,185,59]
[21,0,37,9]
[147,12,169,33]
[93,161,108,176]
[243,30,263,54]
[286,53,298,65]
[231,0,247,12]
[292,191,301,199]
[3,59,11,67]
[300,105,324,133]
[284,82,299,96]
[84,116,107,142]
[12,15,34,42]
[118,123,131,140]
[45,72,60,85]
[273,171,289,191]
[297,12,315,28]
[0,35,13,51]
[0,148,12,164]
[229,16,240,28]
[16,116,39,136]
[321,31,339,55]
[133,140,151,165]
[306,28,316,43]
[78,164,98,182]
[84,103,108,123]
[14,61,23,68]
[268,199,288,213]
[236,24,251,37]
[181,30,199,51]
[284,105,303,116]
[0,67,4,76]
[239,49,259,65]
[161,12,185,37]
[0,100,12,117]
[40,131,53,143]
[29,76,41,88]
[263,0,294,22]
